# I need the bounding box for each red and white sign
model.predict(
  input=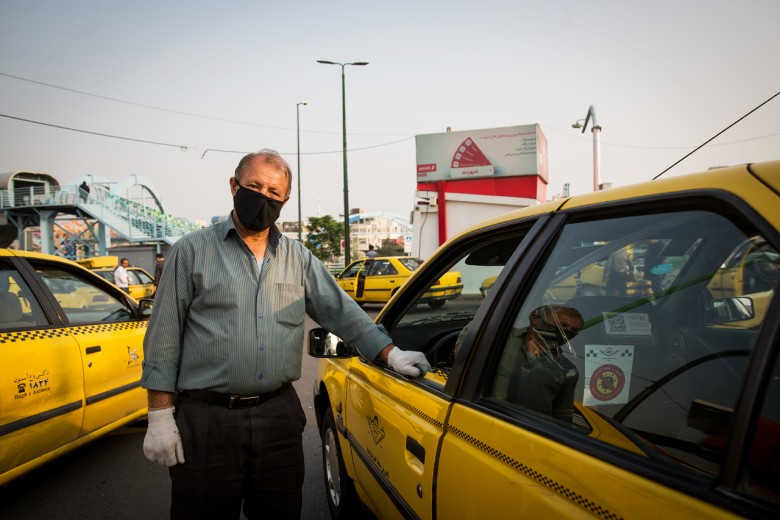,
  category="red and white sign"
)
[415,124,548,183]
[583,345,634,406]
